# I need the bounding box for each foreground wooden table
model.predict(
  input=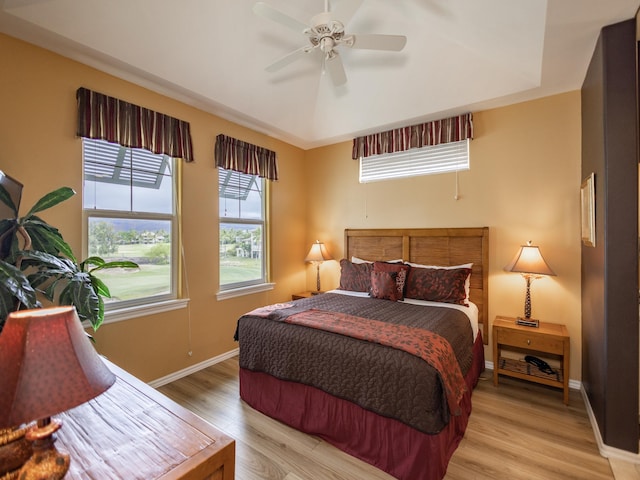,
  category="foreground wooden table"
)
[57,359,235,479]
